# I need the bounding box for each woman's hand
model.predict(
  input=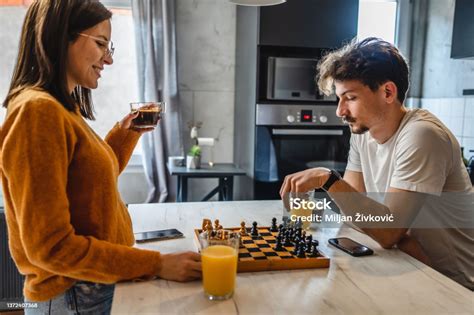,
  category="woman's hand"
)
[157,251,202,282]
[279,167,331,198]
